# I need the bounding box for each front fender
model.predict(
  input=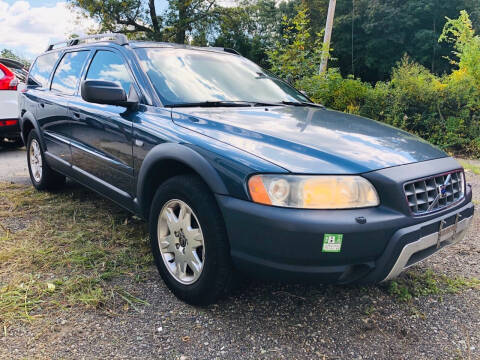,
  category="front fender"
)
[136,142,229,218]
